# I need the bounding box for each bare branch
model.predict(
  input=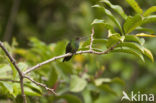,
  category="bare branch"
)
[24,42,119,74]
[0,41,27,103]
[89,28,94,50]
[24,76,56,95]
